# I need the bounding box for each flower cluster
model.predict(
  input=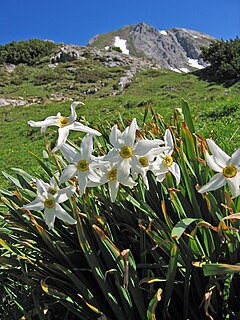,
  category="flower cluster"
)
[22,102,240,229]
